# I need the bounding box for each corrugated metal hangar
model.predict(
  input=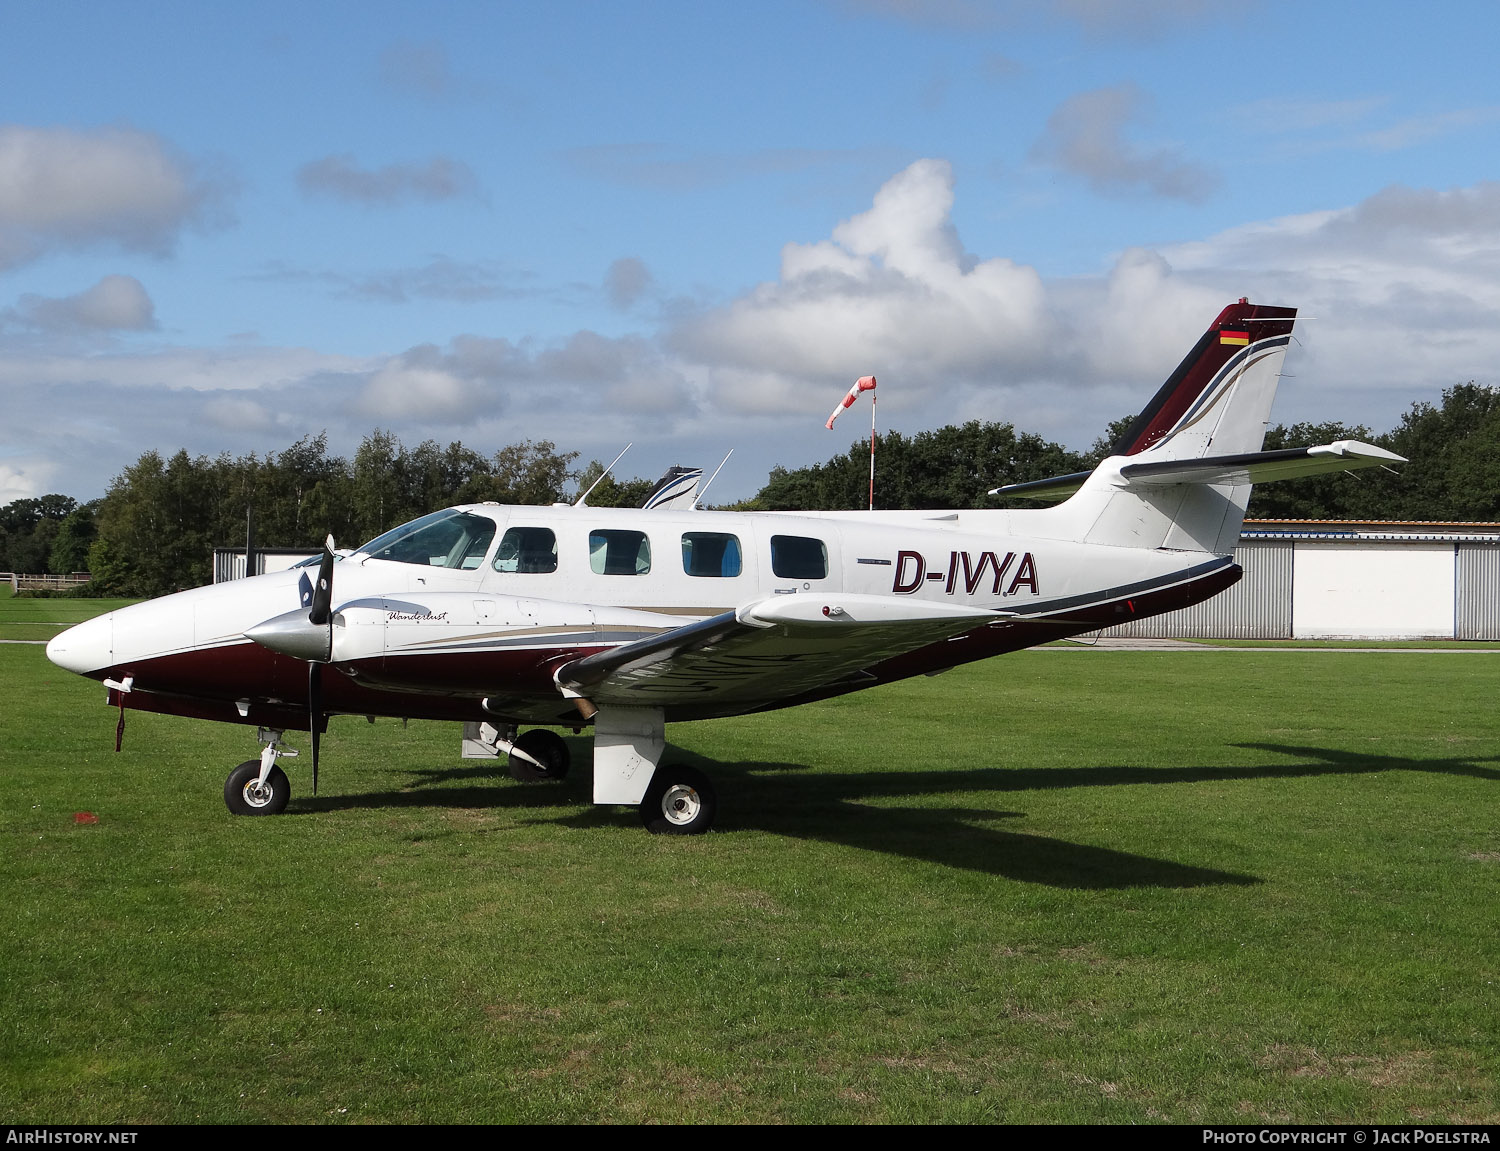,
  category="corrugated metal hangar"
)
[1104,521,1500,641]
